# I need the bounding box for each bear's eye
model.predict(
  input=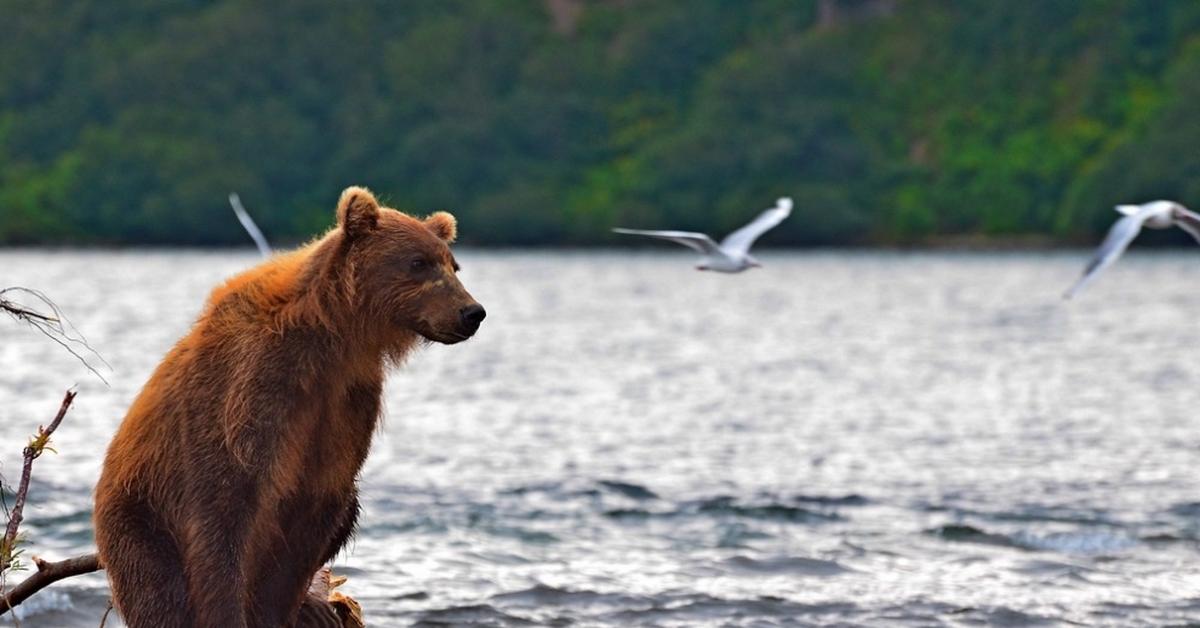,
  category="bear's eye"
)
[409,258,428,271]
